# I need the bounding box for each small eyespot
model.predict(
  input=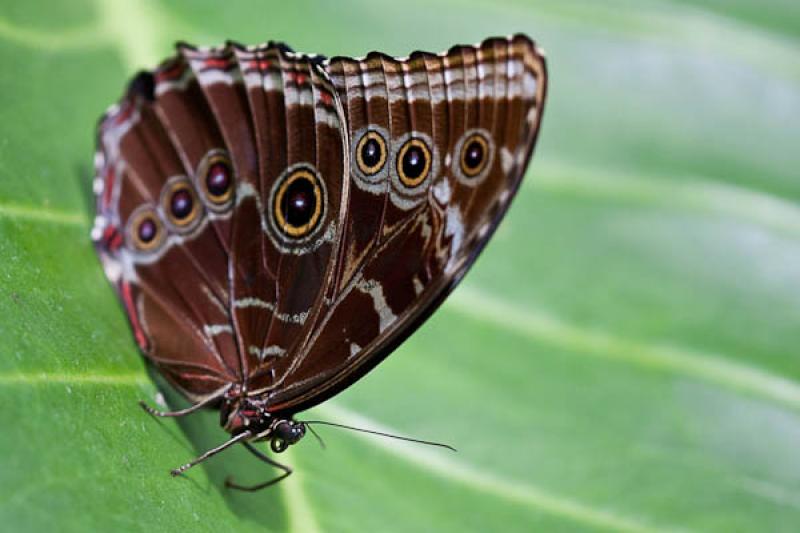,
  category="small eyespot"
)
[127,206,165,253]
[453,129,495,185]
[461,134,489,177]
[356,131,387,176]
[351,127,391,194]
[197,150,235,211]
[271,164,325,240]
[386,131,439,210]
[161,177,202,232]
[397,138,432,188]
